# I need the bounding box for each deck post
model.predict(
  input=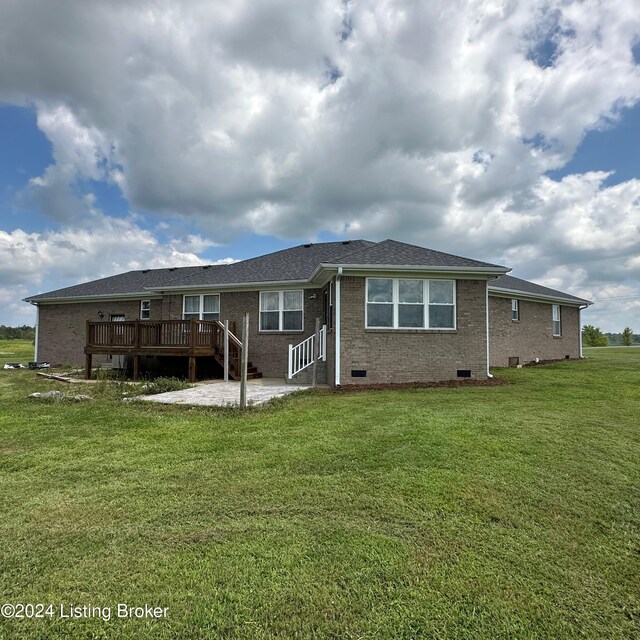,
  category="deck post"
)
[240,313,249,409]
[312,317,320,387]
[190,318,196,350]
[224,320,229,382]
[85,353,92,380]
[188,356,197,383]
[133,355,140,381]
[135,319,140,348]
